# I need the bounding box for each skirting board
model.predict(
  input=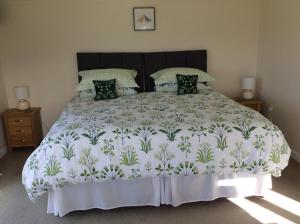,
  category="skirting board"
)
[291,150,300,163]
[0,146,7,159]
